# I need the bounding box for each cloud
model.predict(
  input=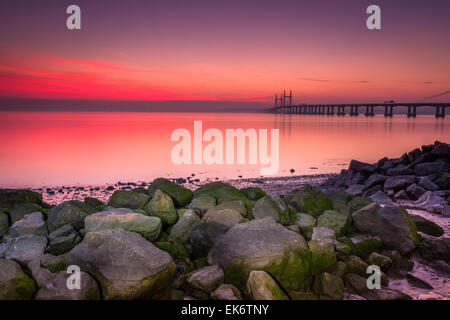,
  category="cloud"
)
[423,81,433,84]
[424,90,450,99]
